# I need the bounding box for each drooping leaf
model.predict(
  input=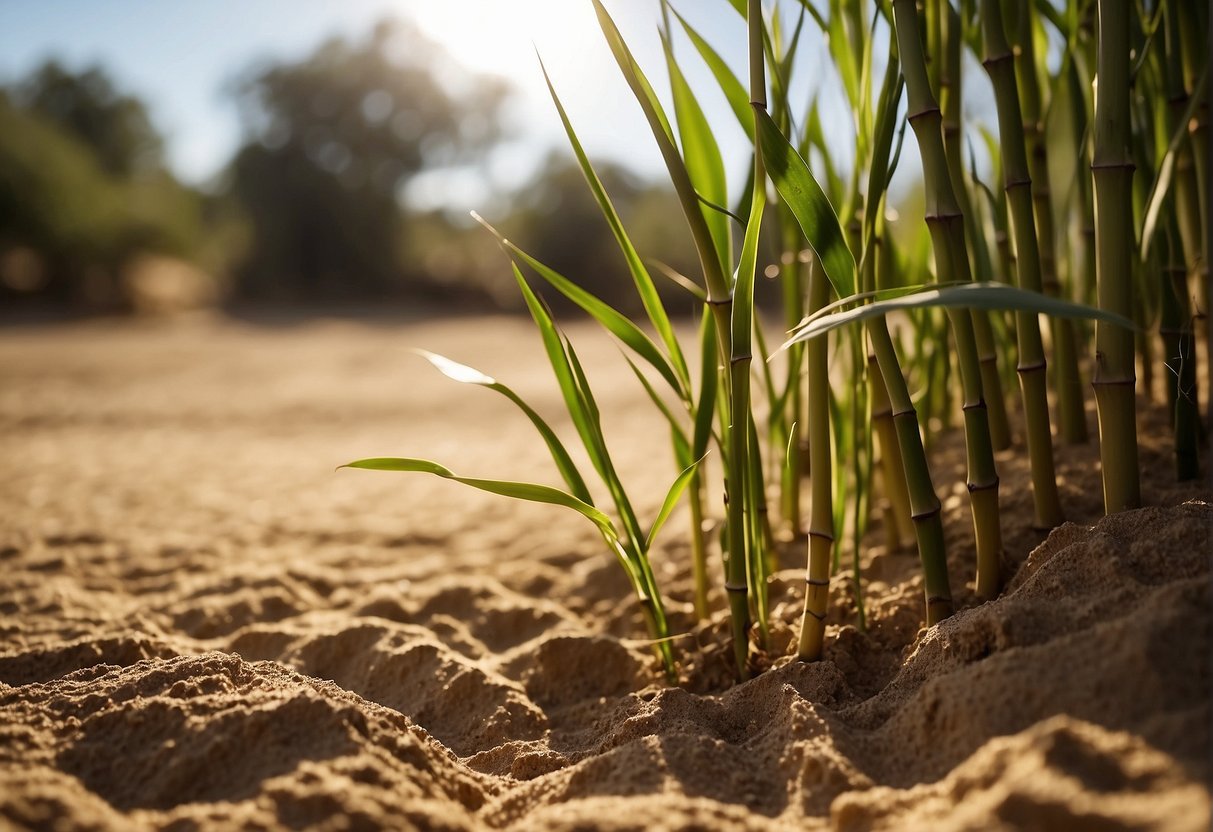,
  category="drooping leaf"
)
[414,349,592,504]
[339,457,617,540]
[783,282,1137,349]
[538,60,690,391]
[756,109,855,298]
[475,213,684,396]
